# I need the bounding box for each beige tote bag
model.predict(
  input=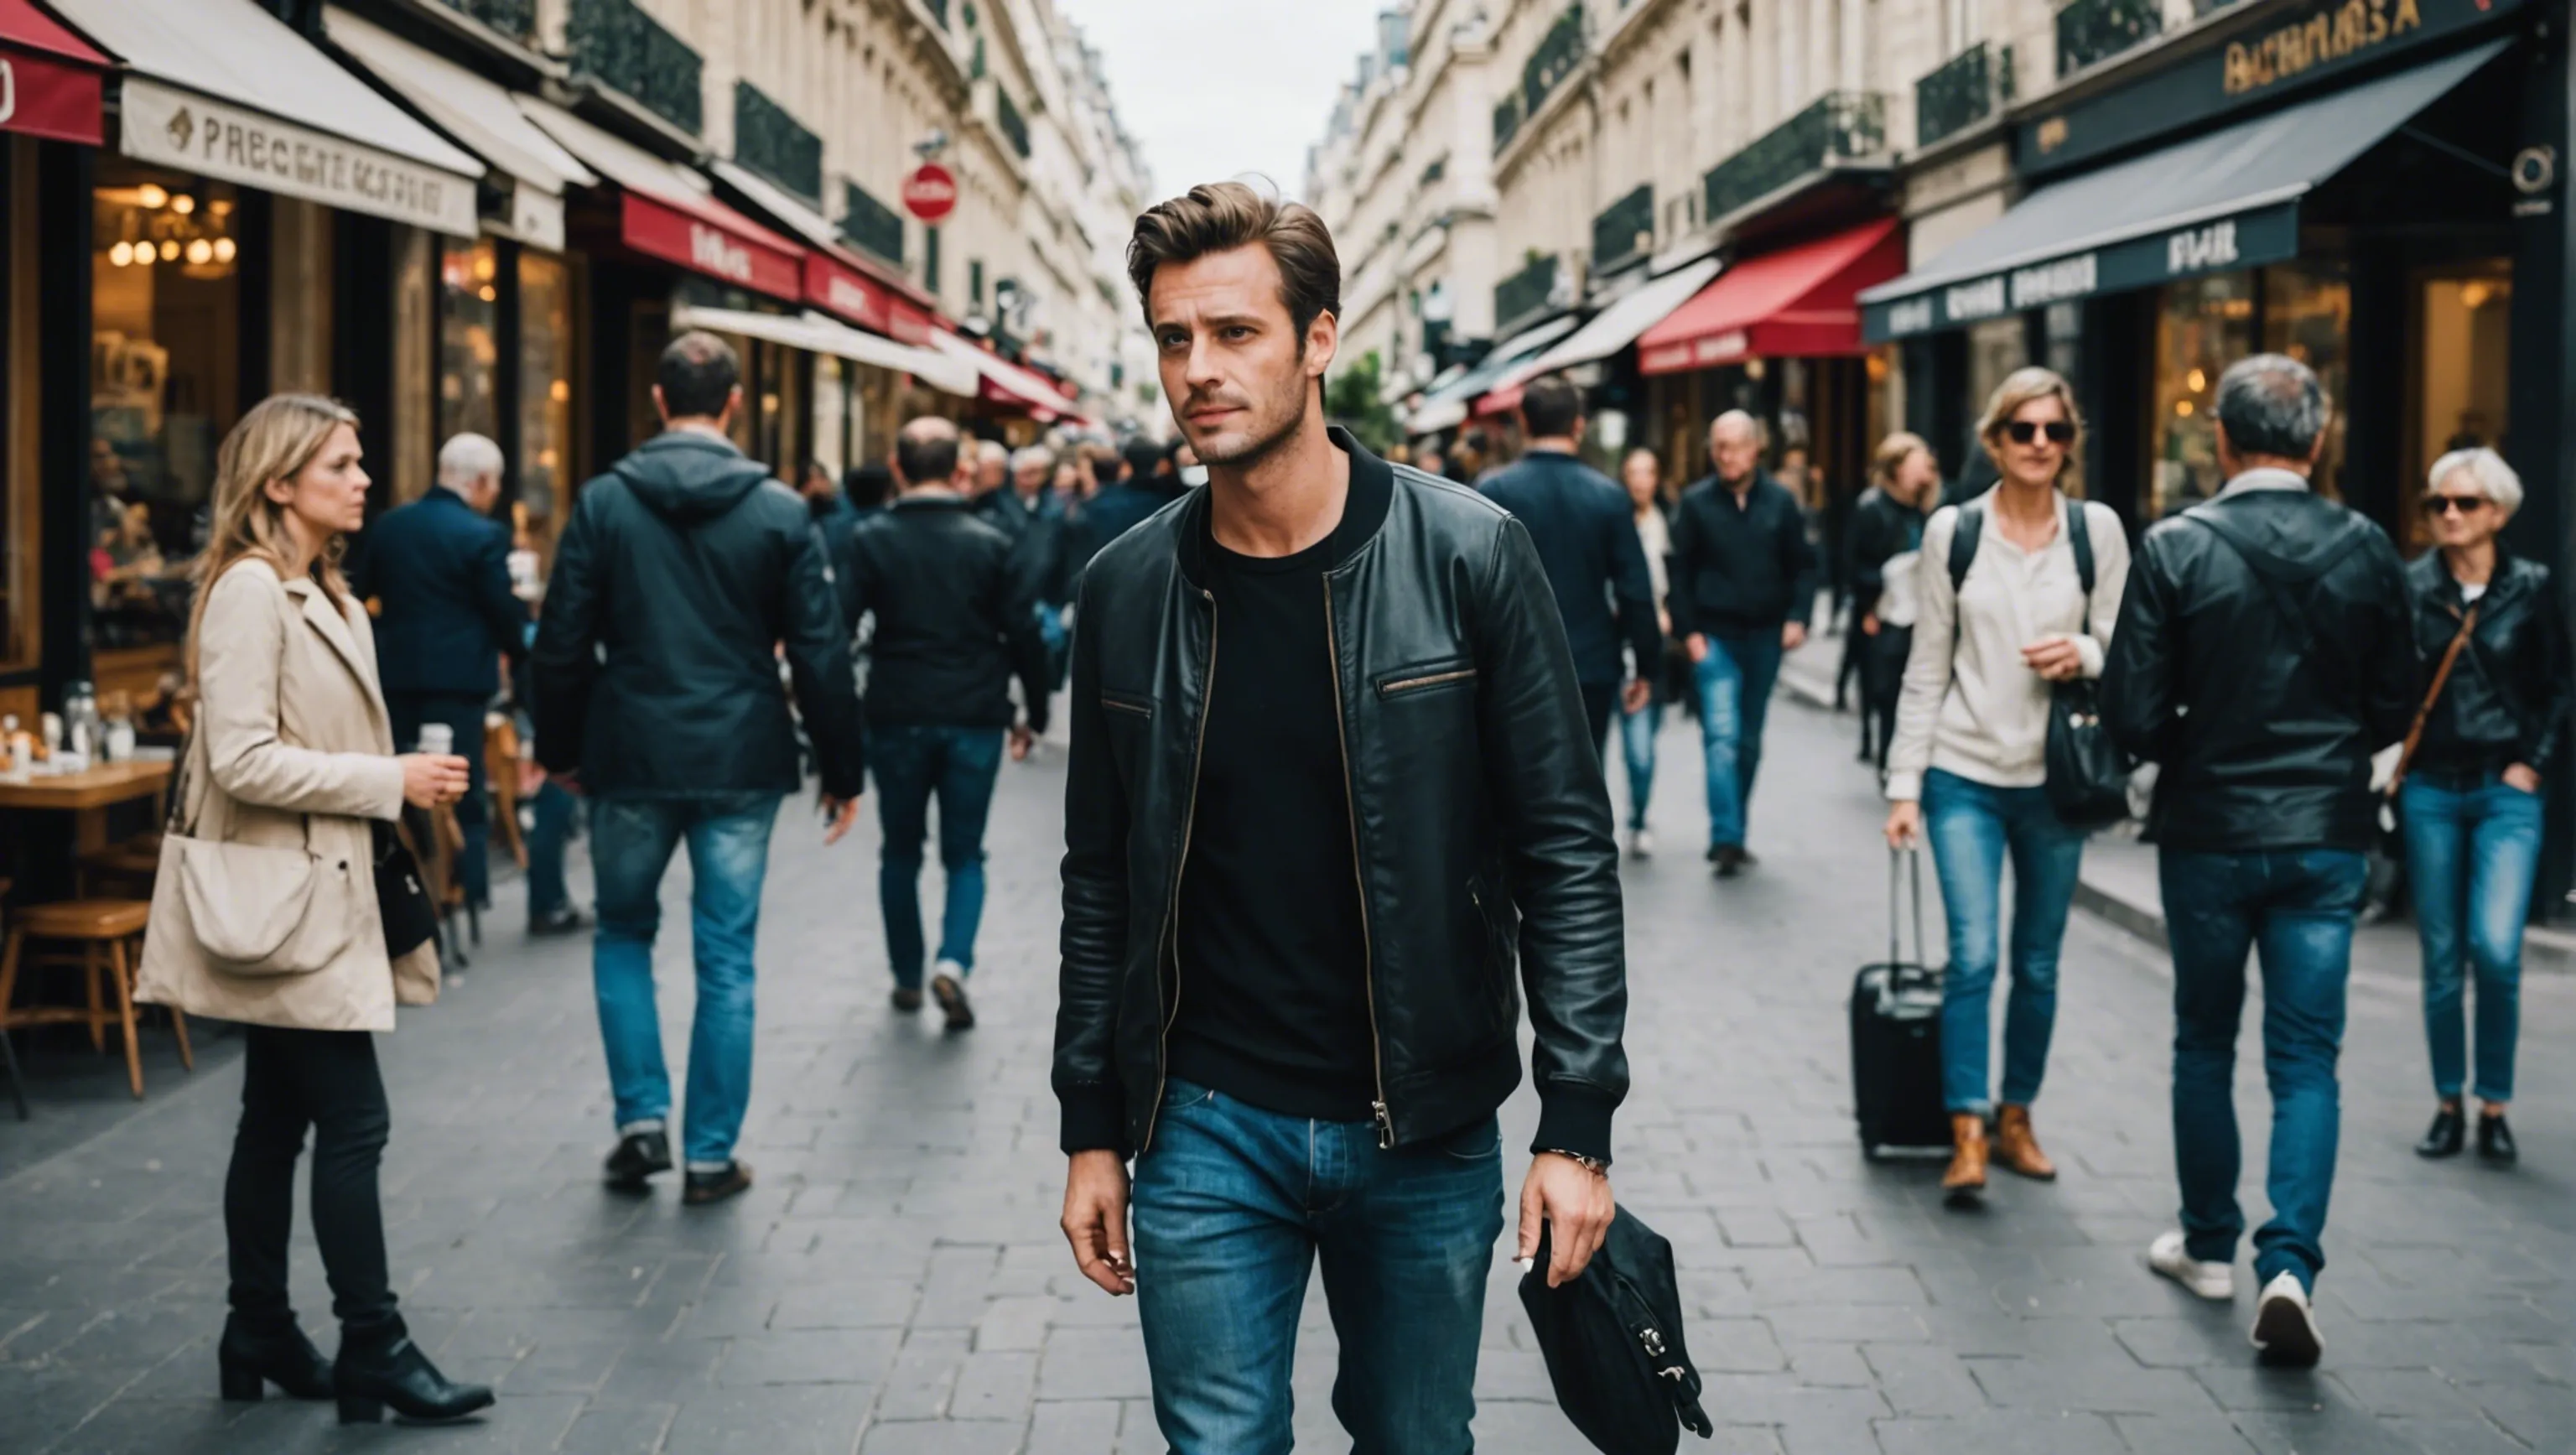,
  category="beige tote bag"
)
[150,725,359,976]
